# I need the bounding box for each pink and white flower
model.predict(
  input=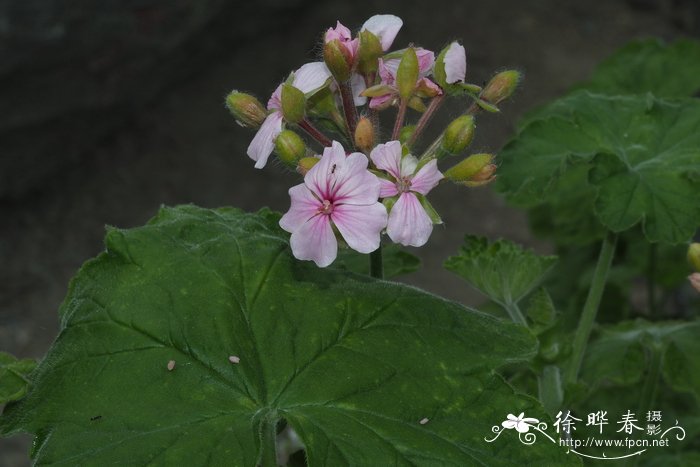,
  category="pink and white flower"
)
[280,141,388,267]
[442,41,467,84]
[324,21,359,62]
[370,141,443,247]
[247,62,331,169]
[367,48,442,109]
